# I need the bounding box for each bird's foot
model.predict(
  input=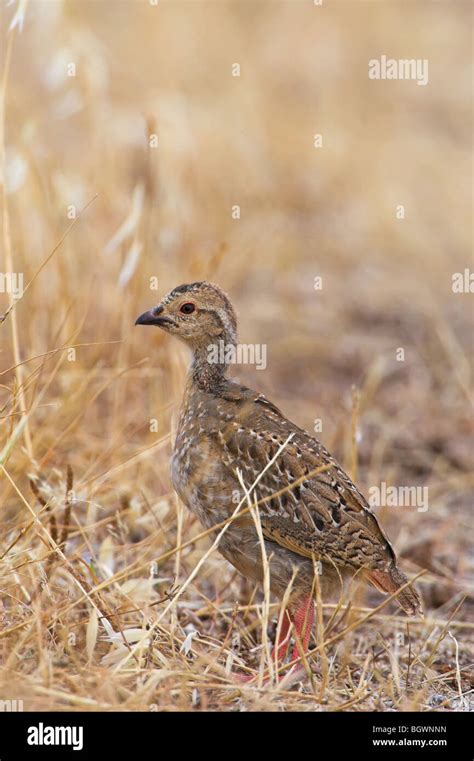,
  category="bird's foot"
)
[233,659,316,688]
[233,596,316,687]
